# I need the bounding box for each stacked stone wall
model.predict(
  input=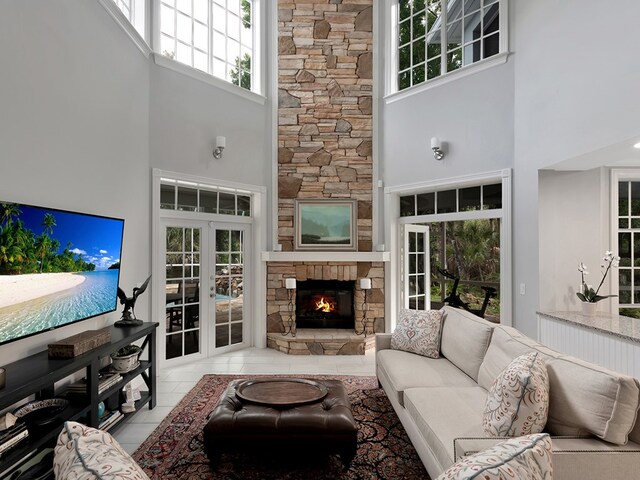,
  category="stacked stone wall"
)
[277,0,374,251]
